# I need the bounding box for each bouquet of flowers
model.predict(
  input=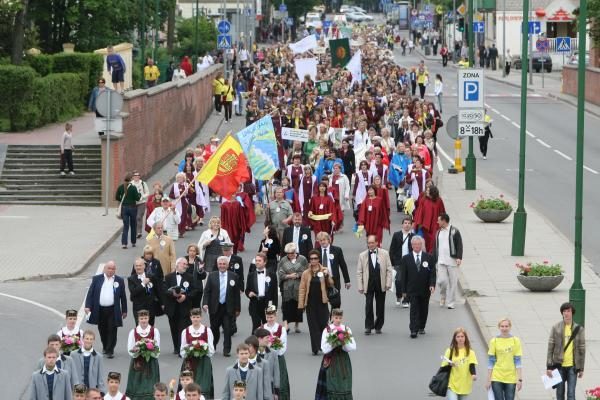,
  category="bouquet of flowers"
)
[326,325,353,348]
[182,339,210,358]
[586,387,600,400]
[61,334,81,354]
[131,338,160,362]
[515,260,563,277]
[268,335,283,351]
